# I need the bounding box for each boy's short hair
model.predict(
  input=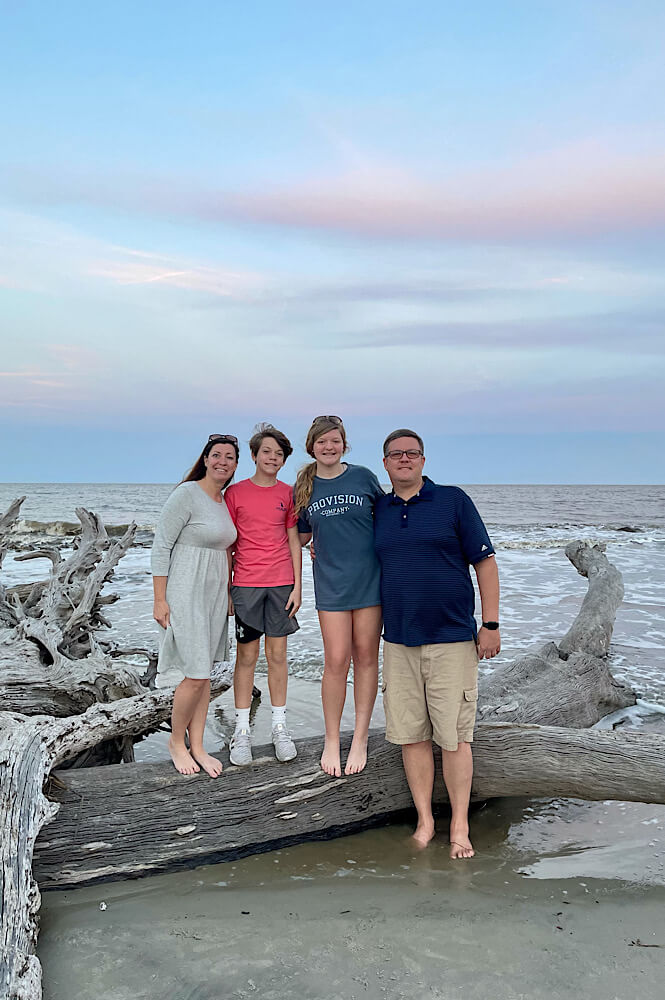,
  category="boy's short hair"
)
[382,428,425,456]
[249,423,293,460]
